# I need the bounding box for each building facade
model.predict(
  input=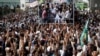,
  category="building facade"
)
[0,0,26,10]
